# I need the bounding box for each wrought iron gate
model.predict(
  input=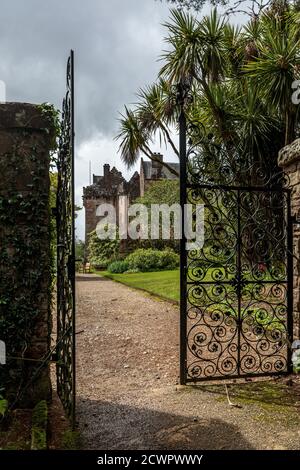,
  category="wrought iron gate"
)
[178,88,293,384]
[56,50,76,426]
